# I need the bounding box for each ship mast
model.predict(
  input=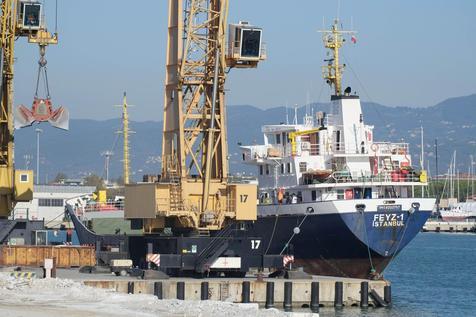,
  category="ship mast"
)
[319,20,355,96]
[115,92,132,185]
